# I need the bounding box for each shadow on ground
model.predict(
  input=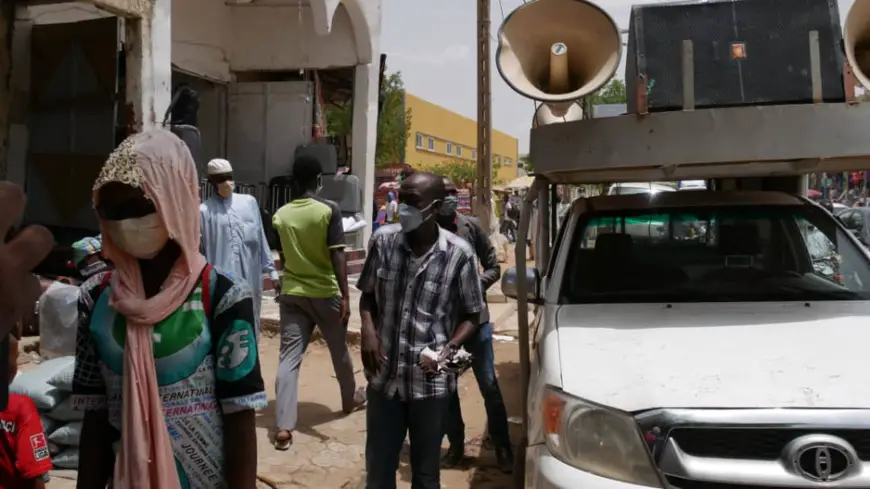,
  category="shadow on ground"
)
[394,357,523,488]
[467,358,522,488]
[255,399,346,441]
